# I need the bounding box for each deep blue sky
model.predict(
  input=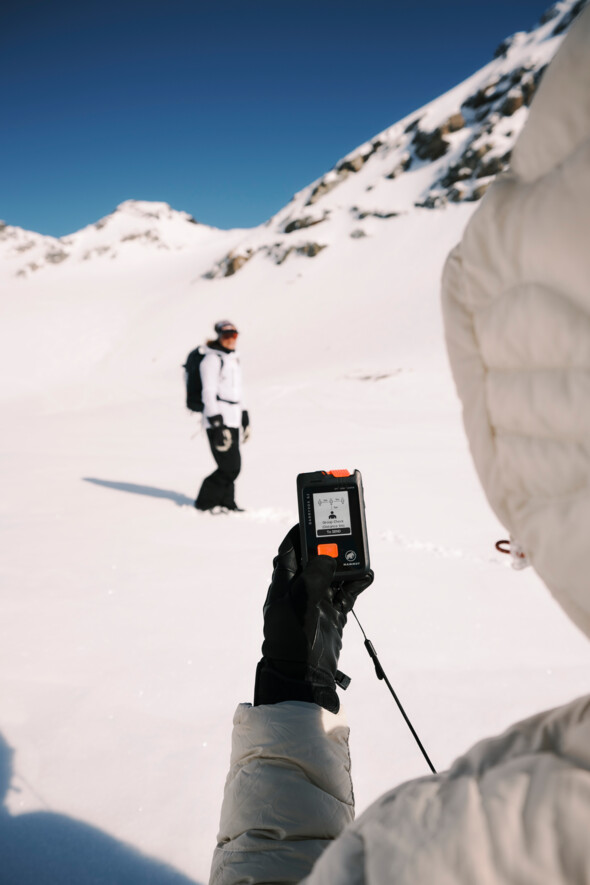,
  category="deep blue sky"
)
[3,0,551,236]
